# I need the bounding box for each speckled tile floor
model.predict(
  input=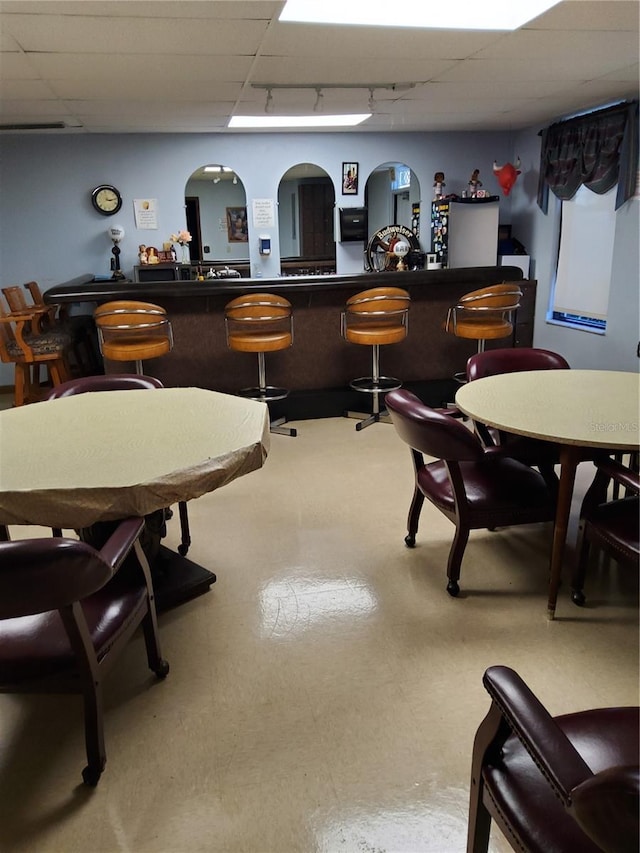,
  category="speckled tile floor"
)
[0,415,638,853]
